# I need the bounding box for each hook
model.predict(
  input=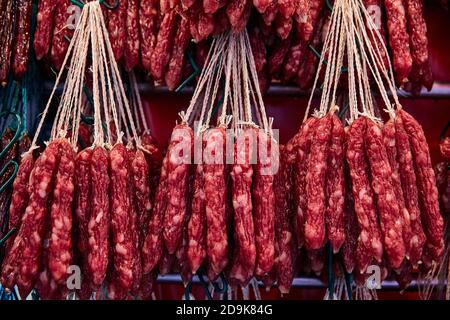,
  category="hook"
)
[175,51,201,92]
[0,112,22,159]
[0,227,17,247]
[211,274,228,294]
[70,0,85,8]
[0,160,19,194]
[100,0,120,10]
[440,121,449,141]
[326,0,333,11]
[344,271,353,300]
[308,45,348,73]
